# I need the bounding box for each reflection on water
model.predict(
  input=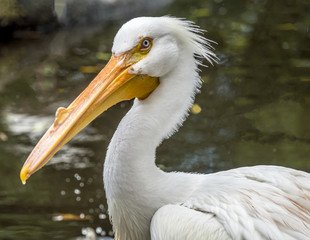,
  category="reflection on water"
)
[7,112,53,142]
[0,0,309,239]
